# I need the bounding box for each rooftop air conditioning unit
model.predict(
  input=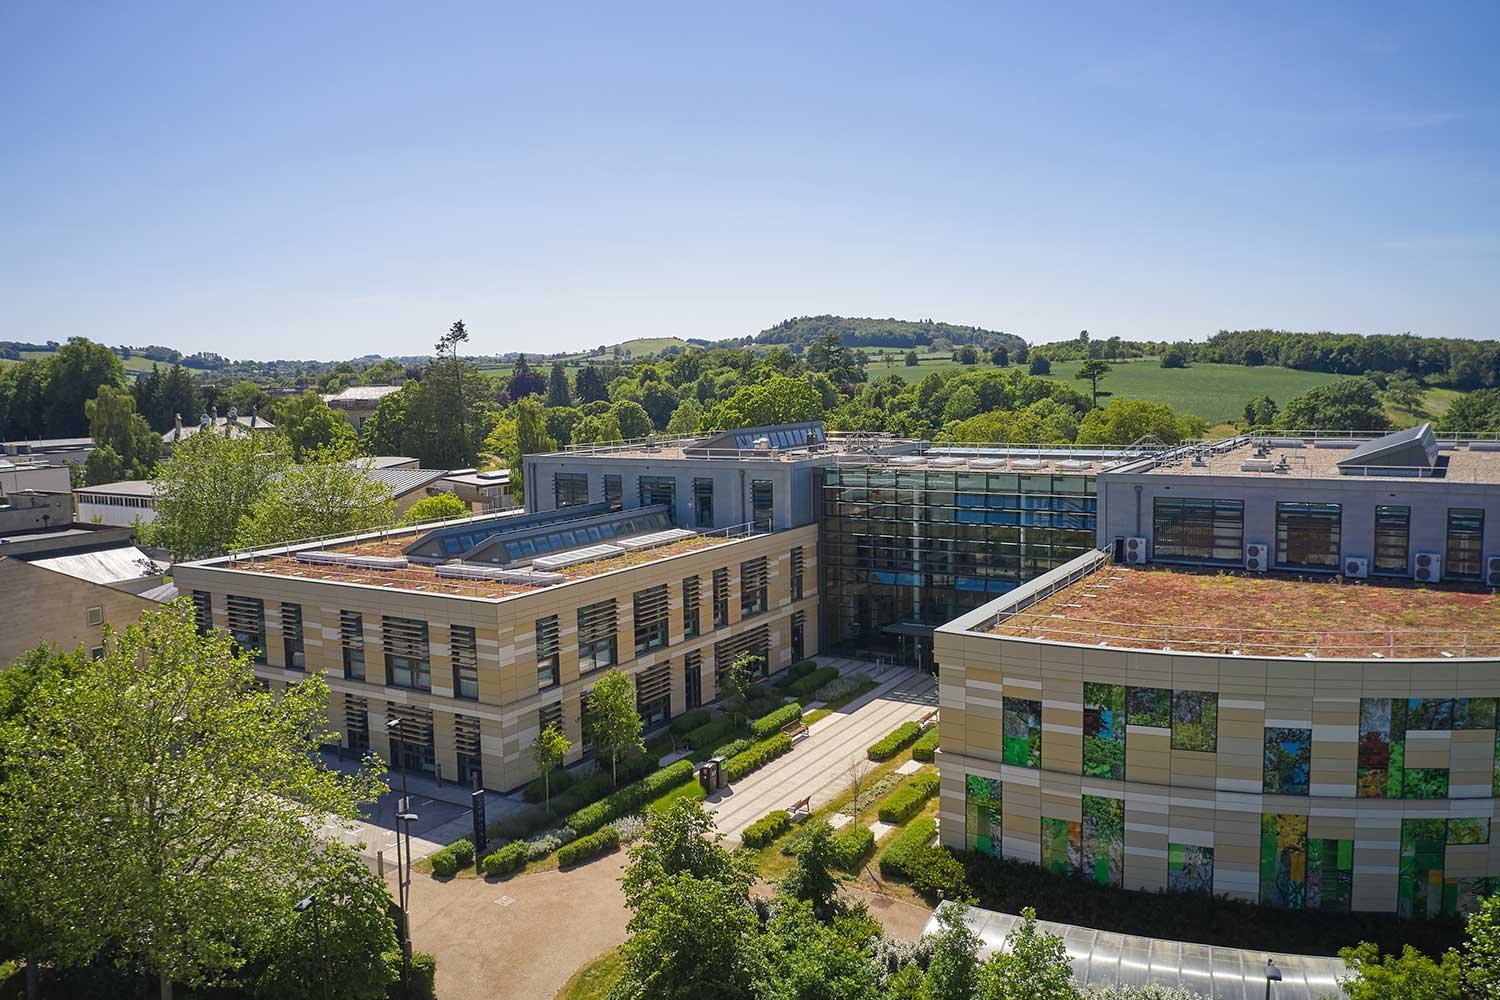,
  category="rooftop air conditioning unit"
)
[1123,537,1148,565]
[1414,552,1442,583]
[1487,555,1500,588]
[1244,543,1269,572]
[1343,556,1369,579]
